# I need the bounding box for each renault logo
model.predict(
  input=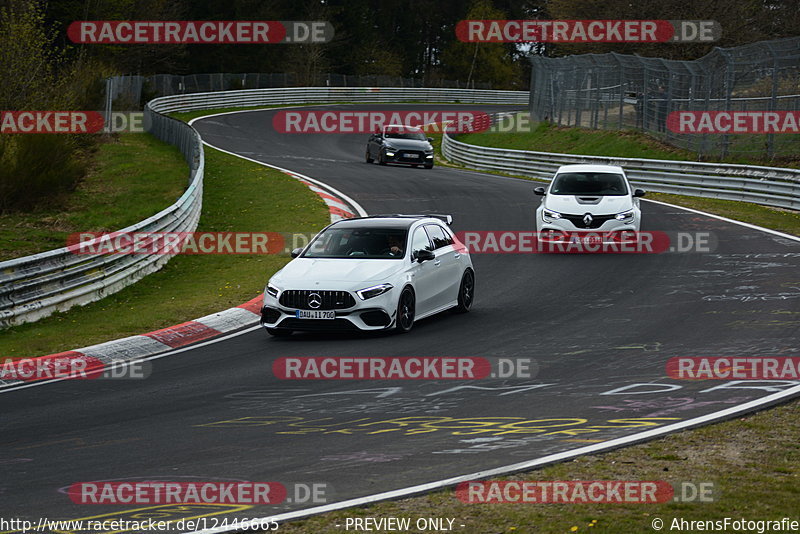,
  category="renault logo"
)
[308,292,322,309]
[583,213,593,227]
